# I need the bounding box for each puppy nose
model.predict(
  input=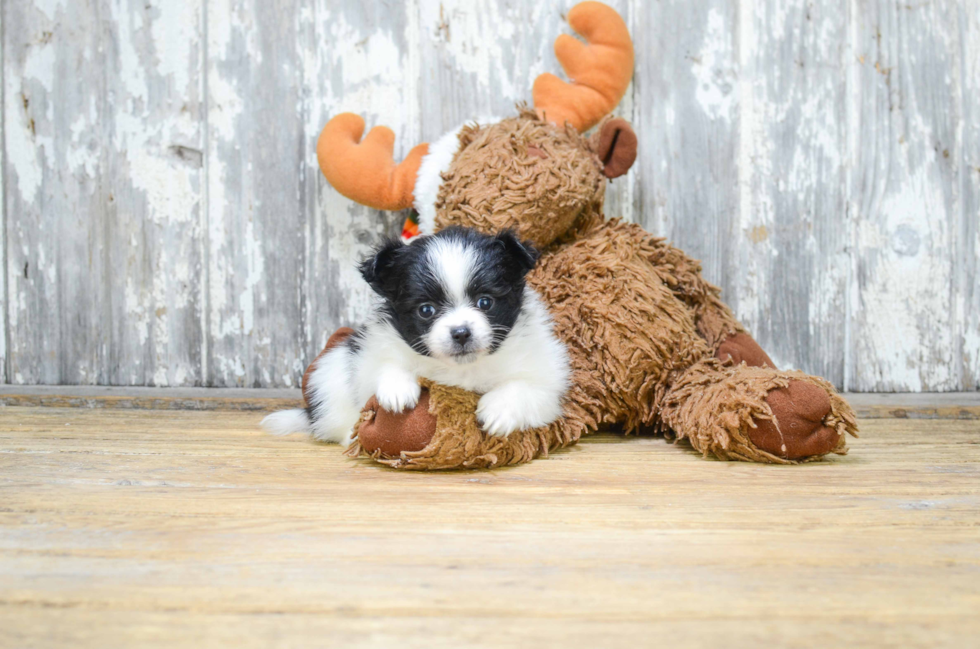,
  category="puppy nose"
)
[450,326,472,344]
